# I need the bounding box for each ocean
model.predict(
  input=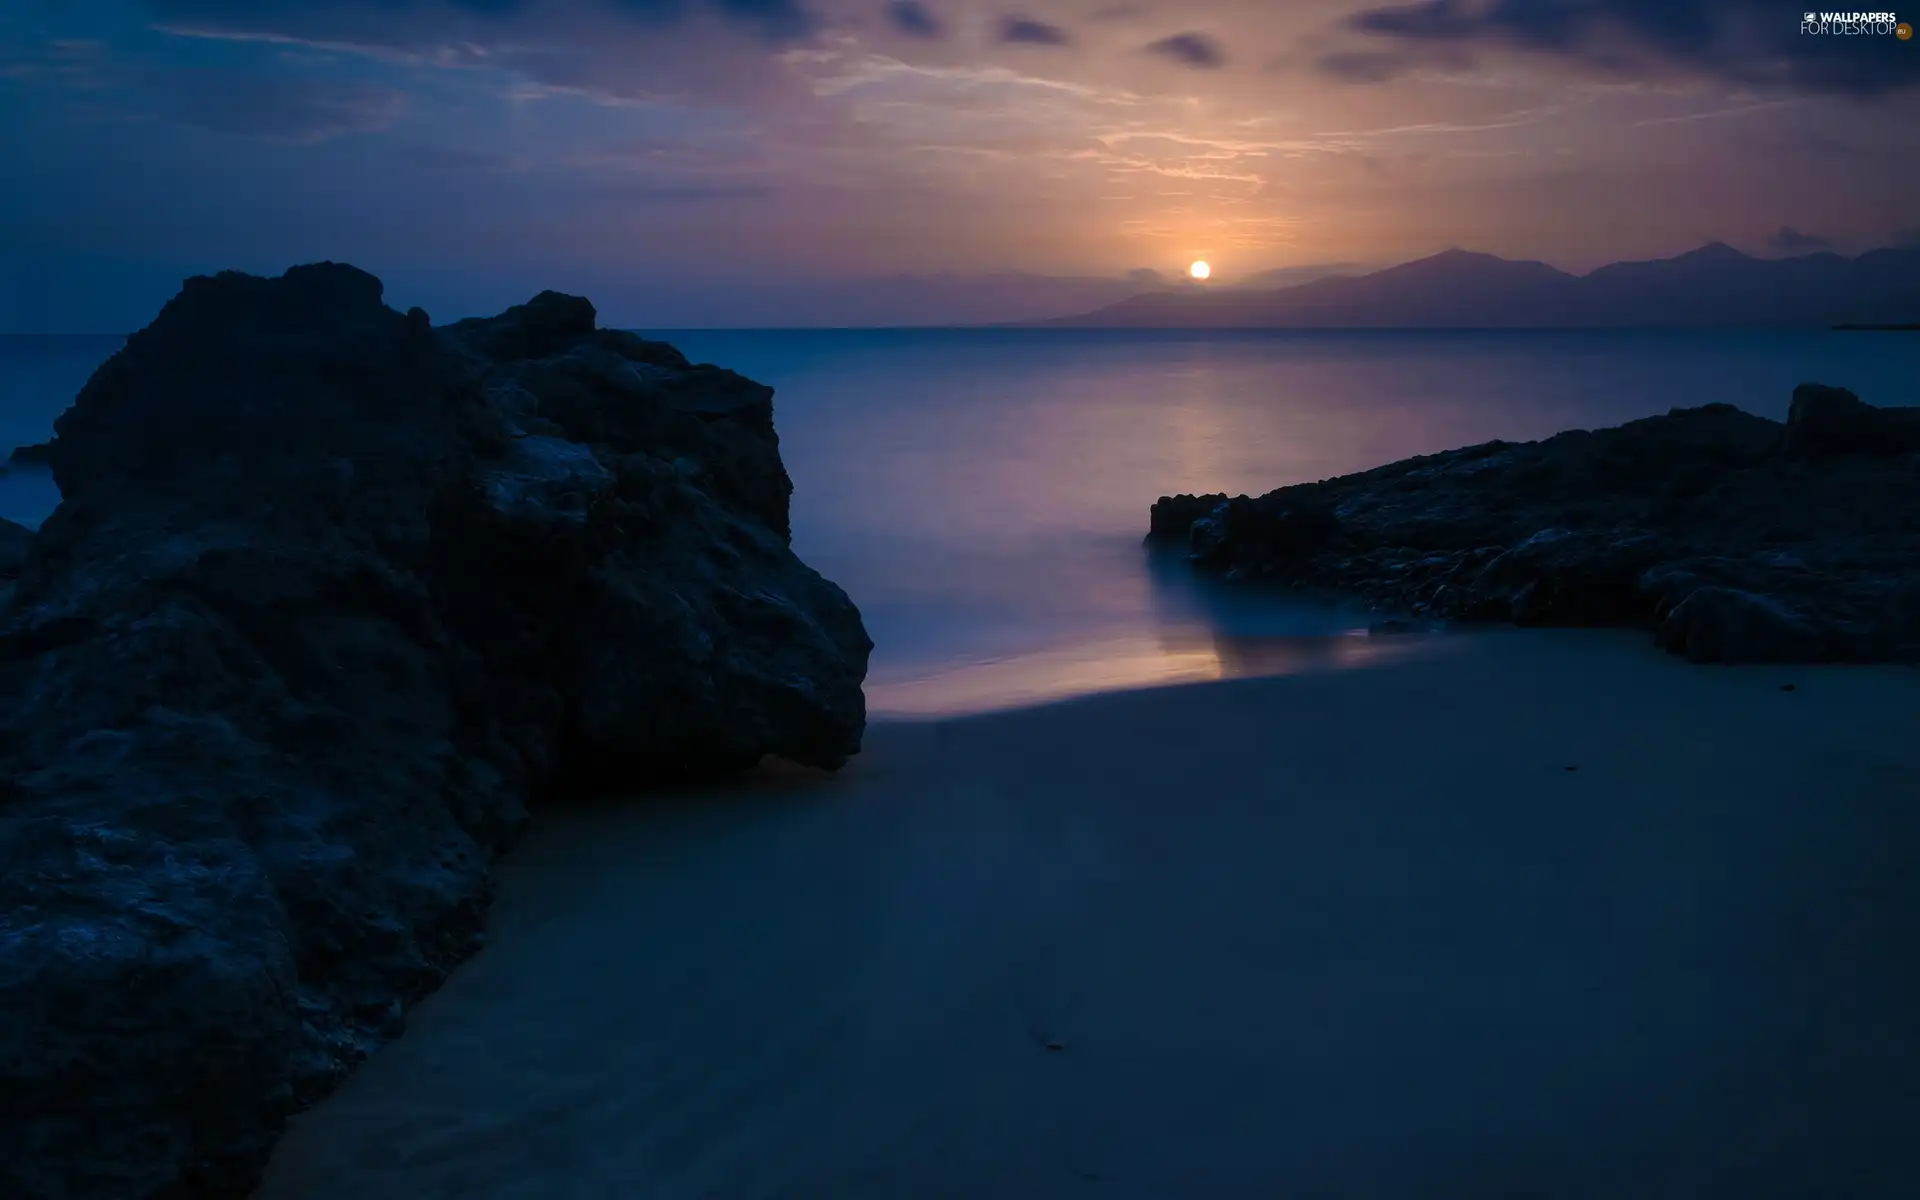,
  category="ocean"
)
[6,328,1915,714]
